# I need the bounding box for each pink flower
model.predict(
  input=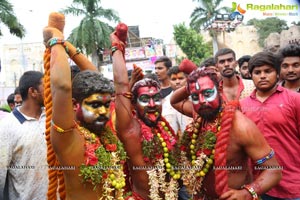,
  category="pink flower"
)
[141,125,153,141]
[85,143,99,166]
